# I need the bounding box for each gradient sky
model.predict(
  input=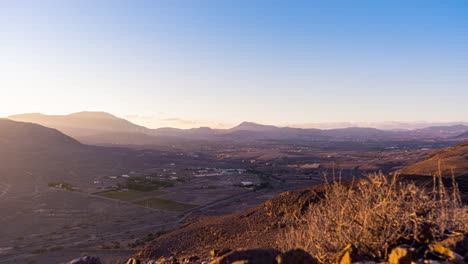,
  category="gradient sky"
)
[1,0,467,128]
